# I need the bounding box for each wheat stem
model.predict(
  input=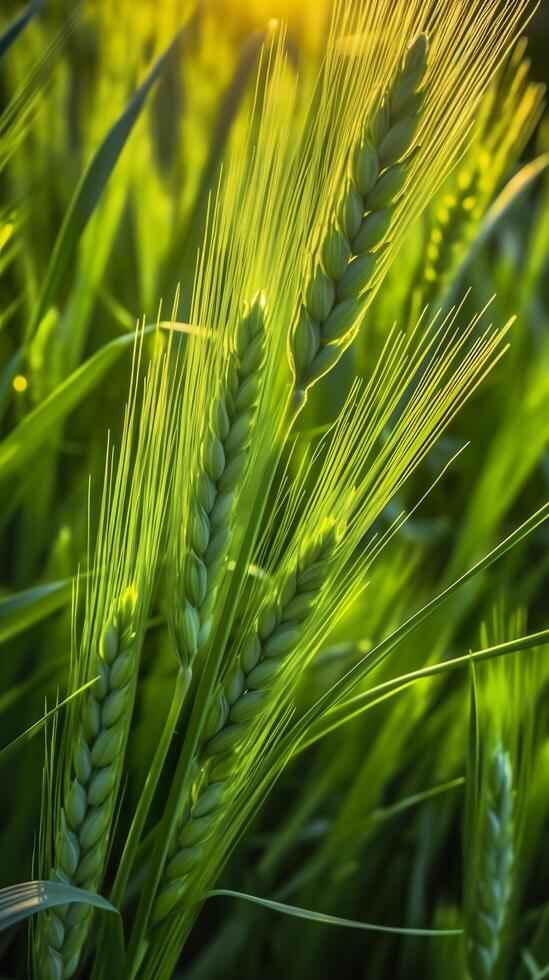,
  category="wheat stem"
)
[174,295,266,668]
[37,588,137,980]
[153,521,338,923]
[289,34,429,398]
